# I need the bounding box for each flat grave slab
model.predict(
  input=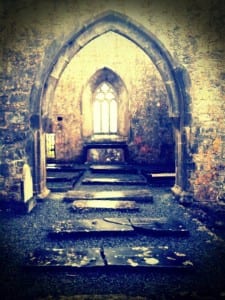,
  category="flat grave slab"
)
[51,218,133,236]
[50,217,188,236]
[26,248,104,269]
[89,164,138,174]
[71,200,139,211]
[81,175,147,185]
[129,217,189,236]
[25,246,193,270]
[64,189,153,203]
[103,246,194,269]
